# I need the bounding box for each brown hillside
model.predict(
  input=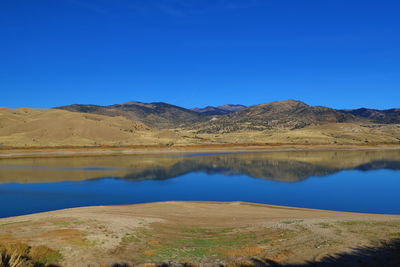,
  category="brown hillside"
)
[343,107,400,123]
[0,108,180,147]
[56,101,206,128]
[192,100,358,133]
[1,100,400,148]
